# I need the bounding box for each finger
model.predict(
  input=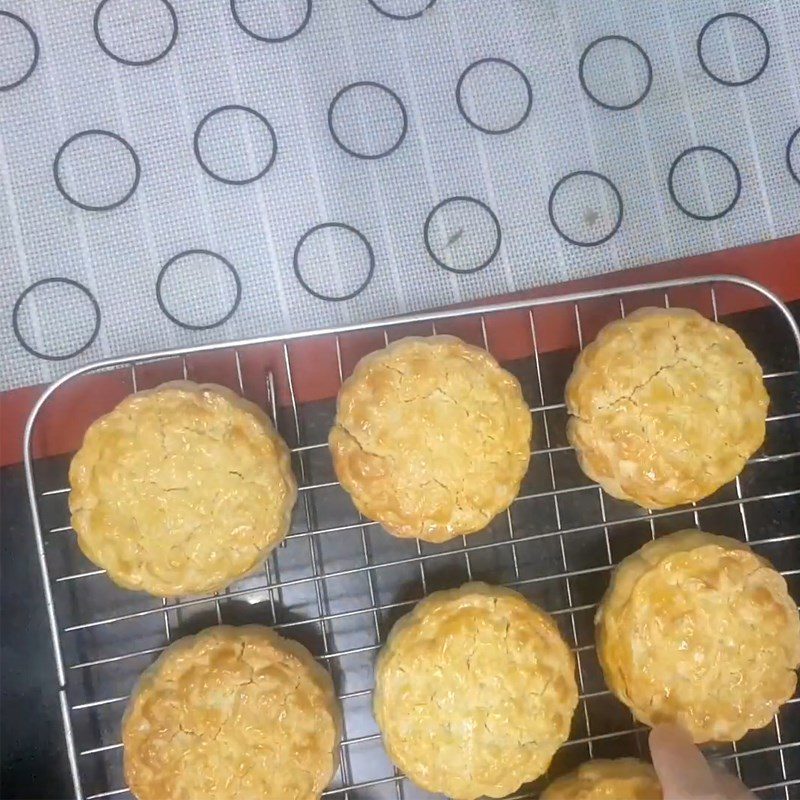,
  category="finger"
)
[649,724,719,800]
[712,768,757,800]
